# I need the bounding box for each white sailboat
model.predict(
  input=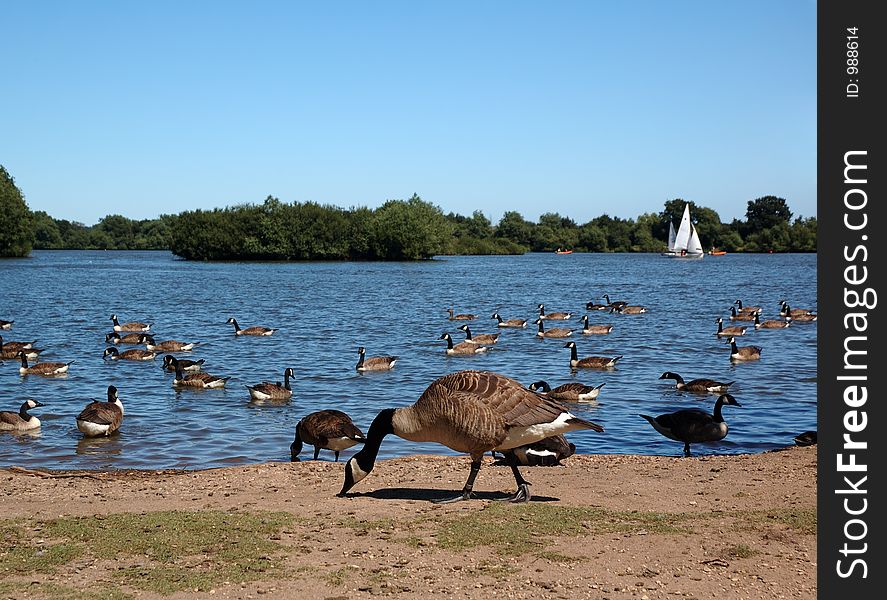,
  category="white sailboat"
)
[662,204,704,259]
[666,221,676,252]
